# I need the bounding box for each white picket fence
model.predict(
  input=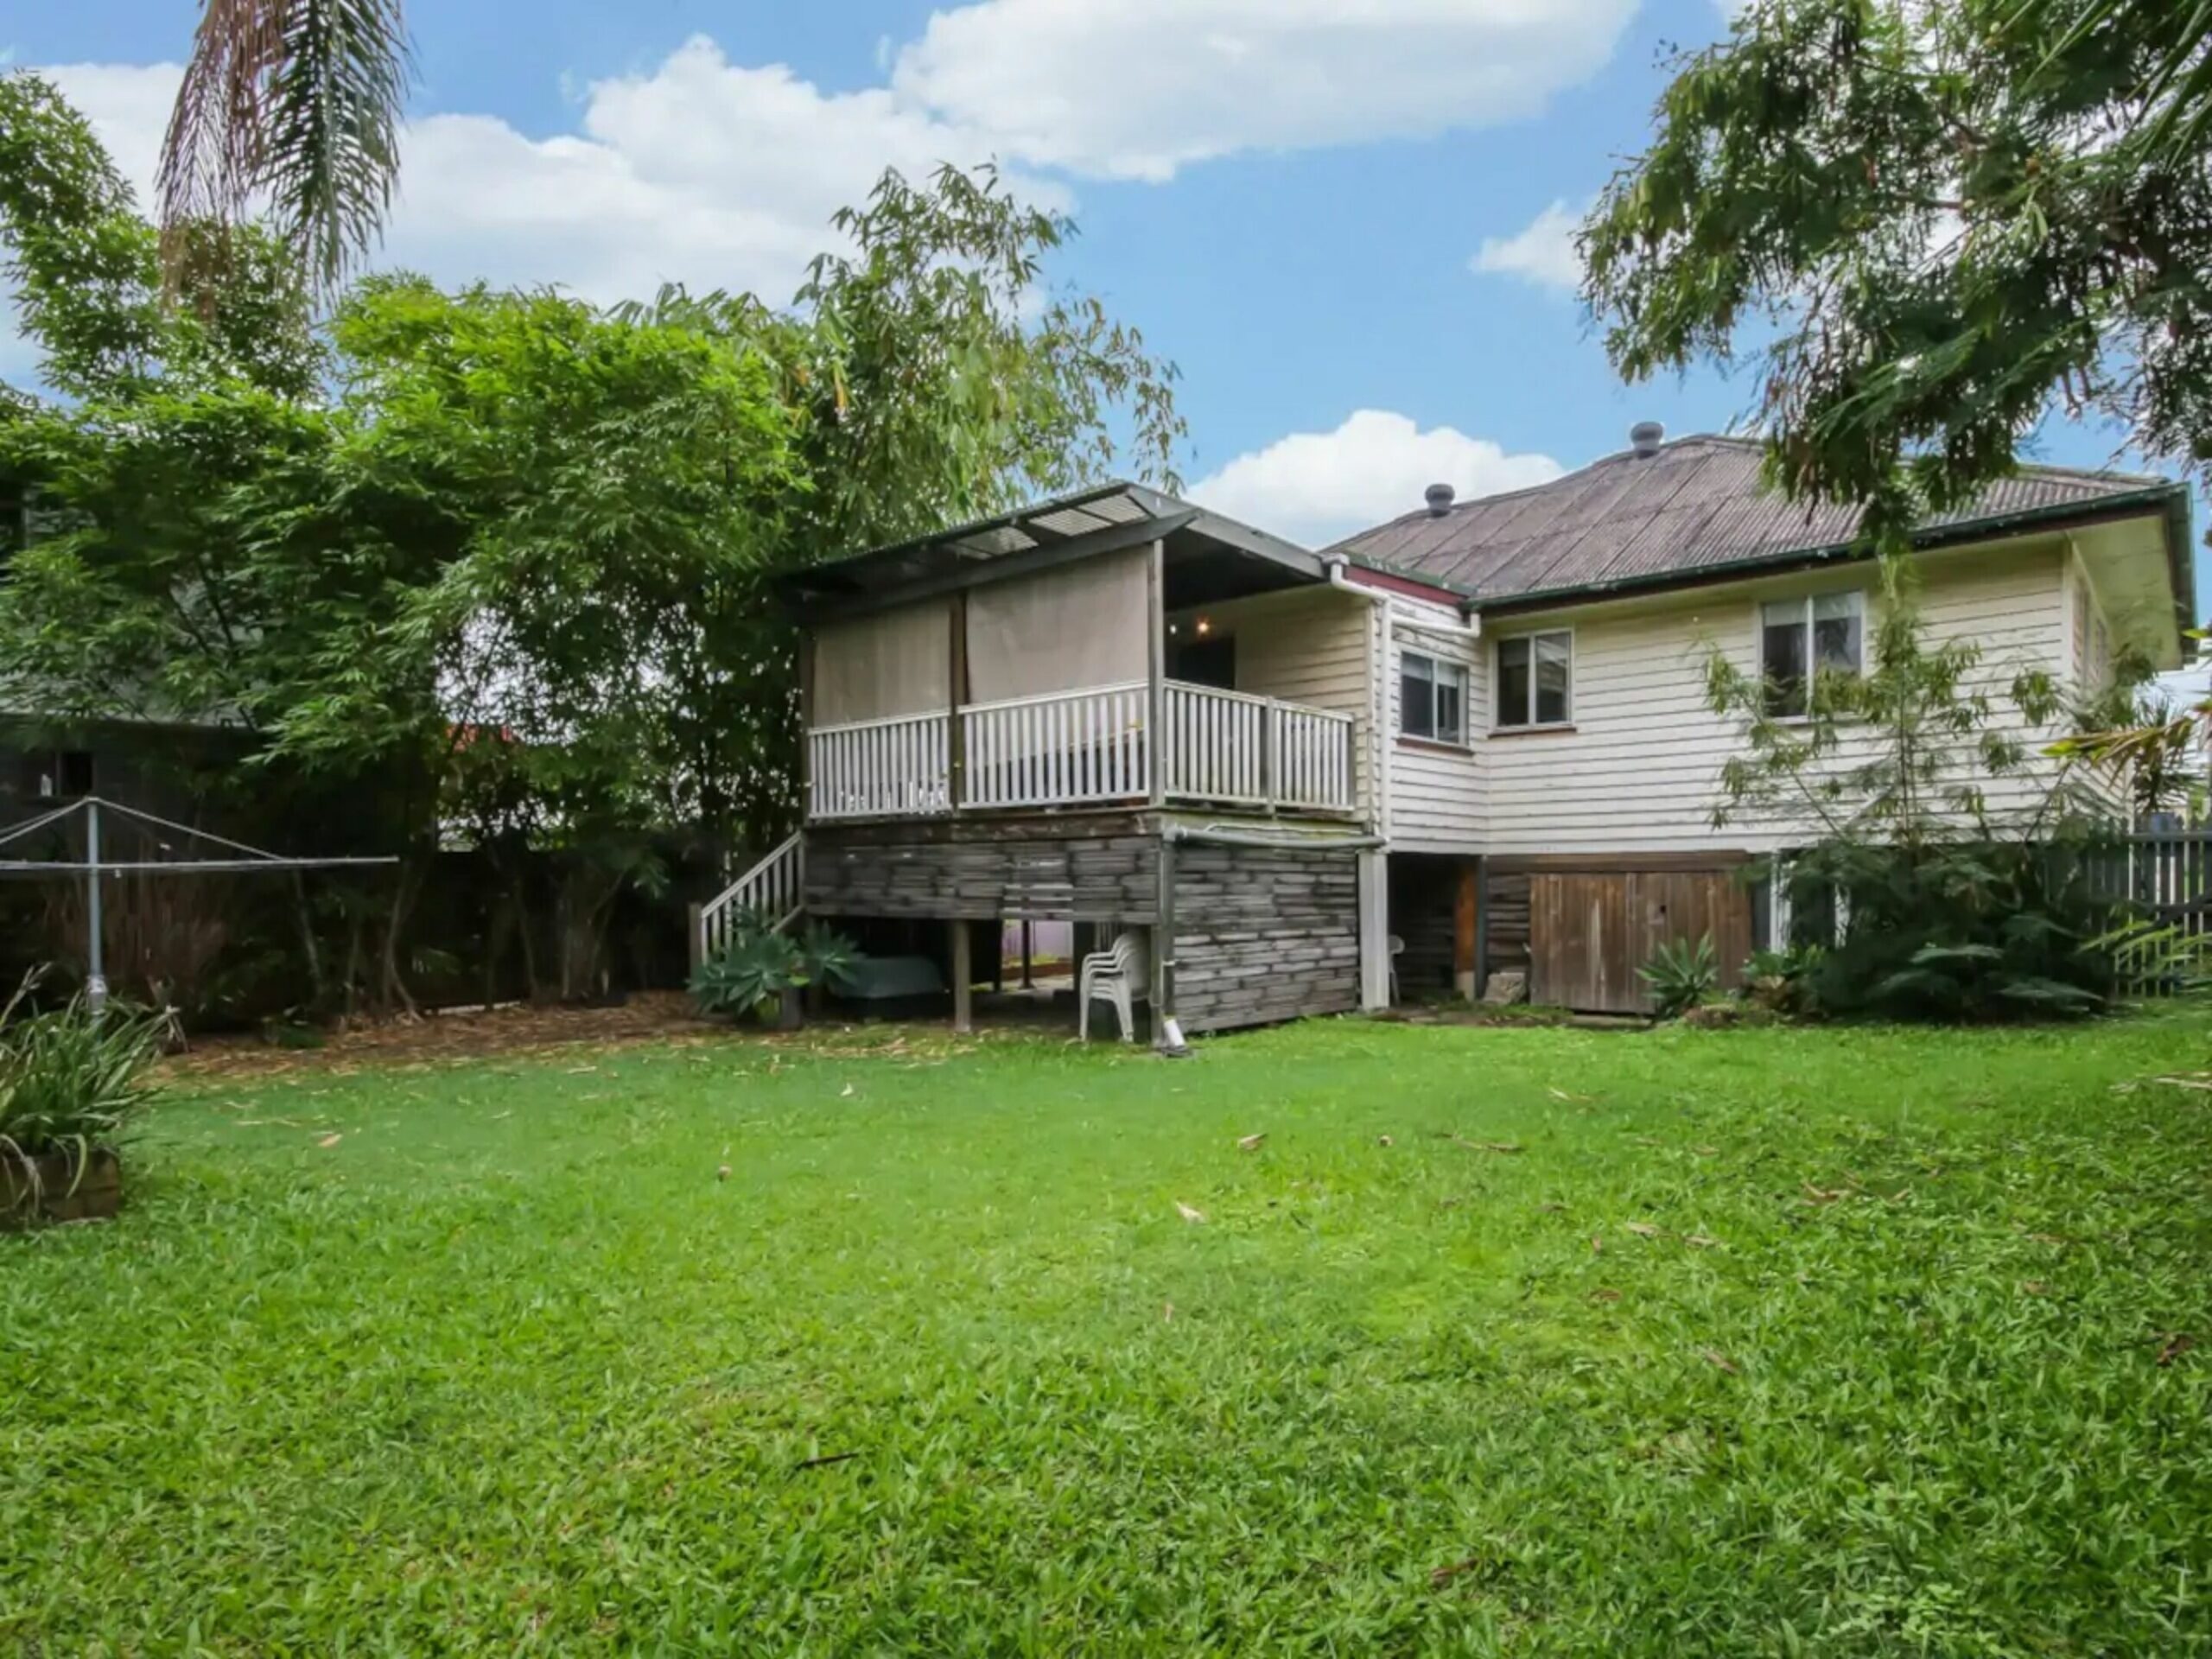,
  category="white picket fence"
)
[805,680,1357,821]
